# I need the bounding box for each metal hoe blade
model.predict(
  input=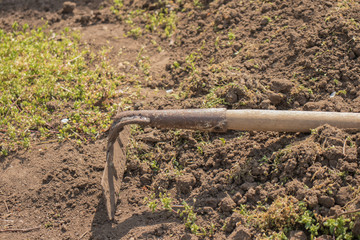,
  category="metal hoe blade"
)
[101,116,150,220]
